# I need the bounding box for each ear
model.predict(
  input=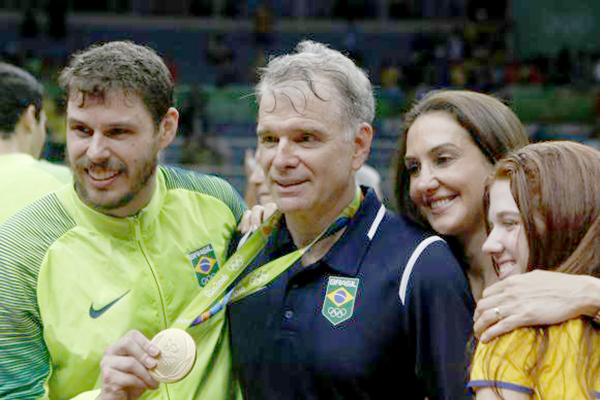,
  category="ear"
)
[20,104,38,133]
[351,122,373,171]
[157,107,179,149]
